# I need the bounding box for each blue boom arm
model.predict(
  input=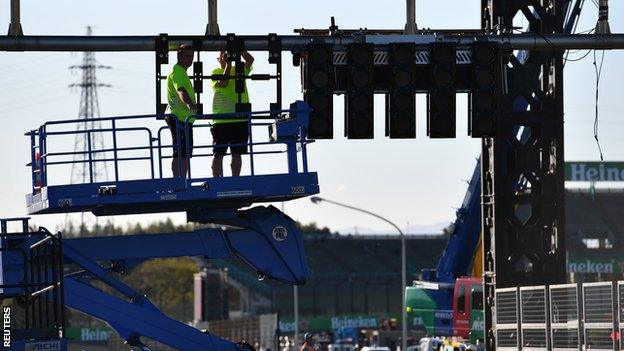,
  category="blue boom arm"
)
[65,205,307,350]
[431,160,482,285]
